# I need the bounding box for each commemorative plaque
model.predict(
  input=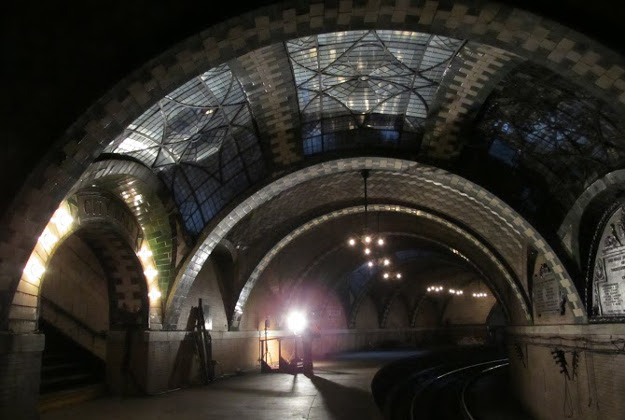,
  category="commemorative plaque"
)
[533,257,561,317]
[592,206,625,317]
